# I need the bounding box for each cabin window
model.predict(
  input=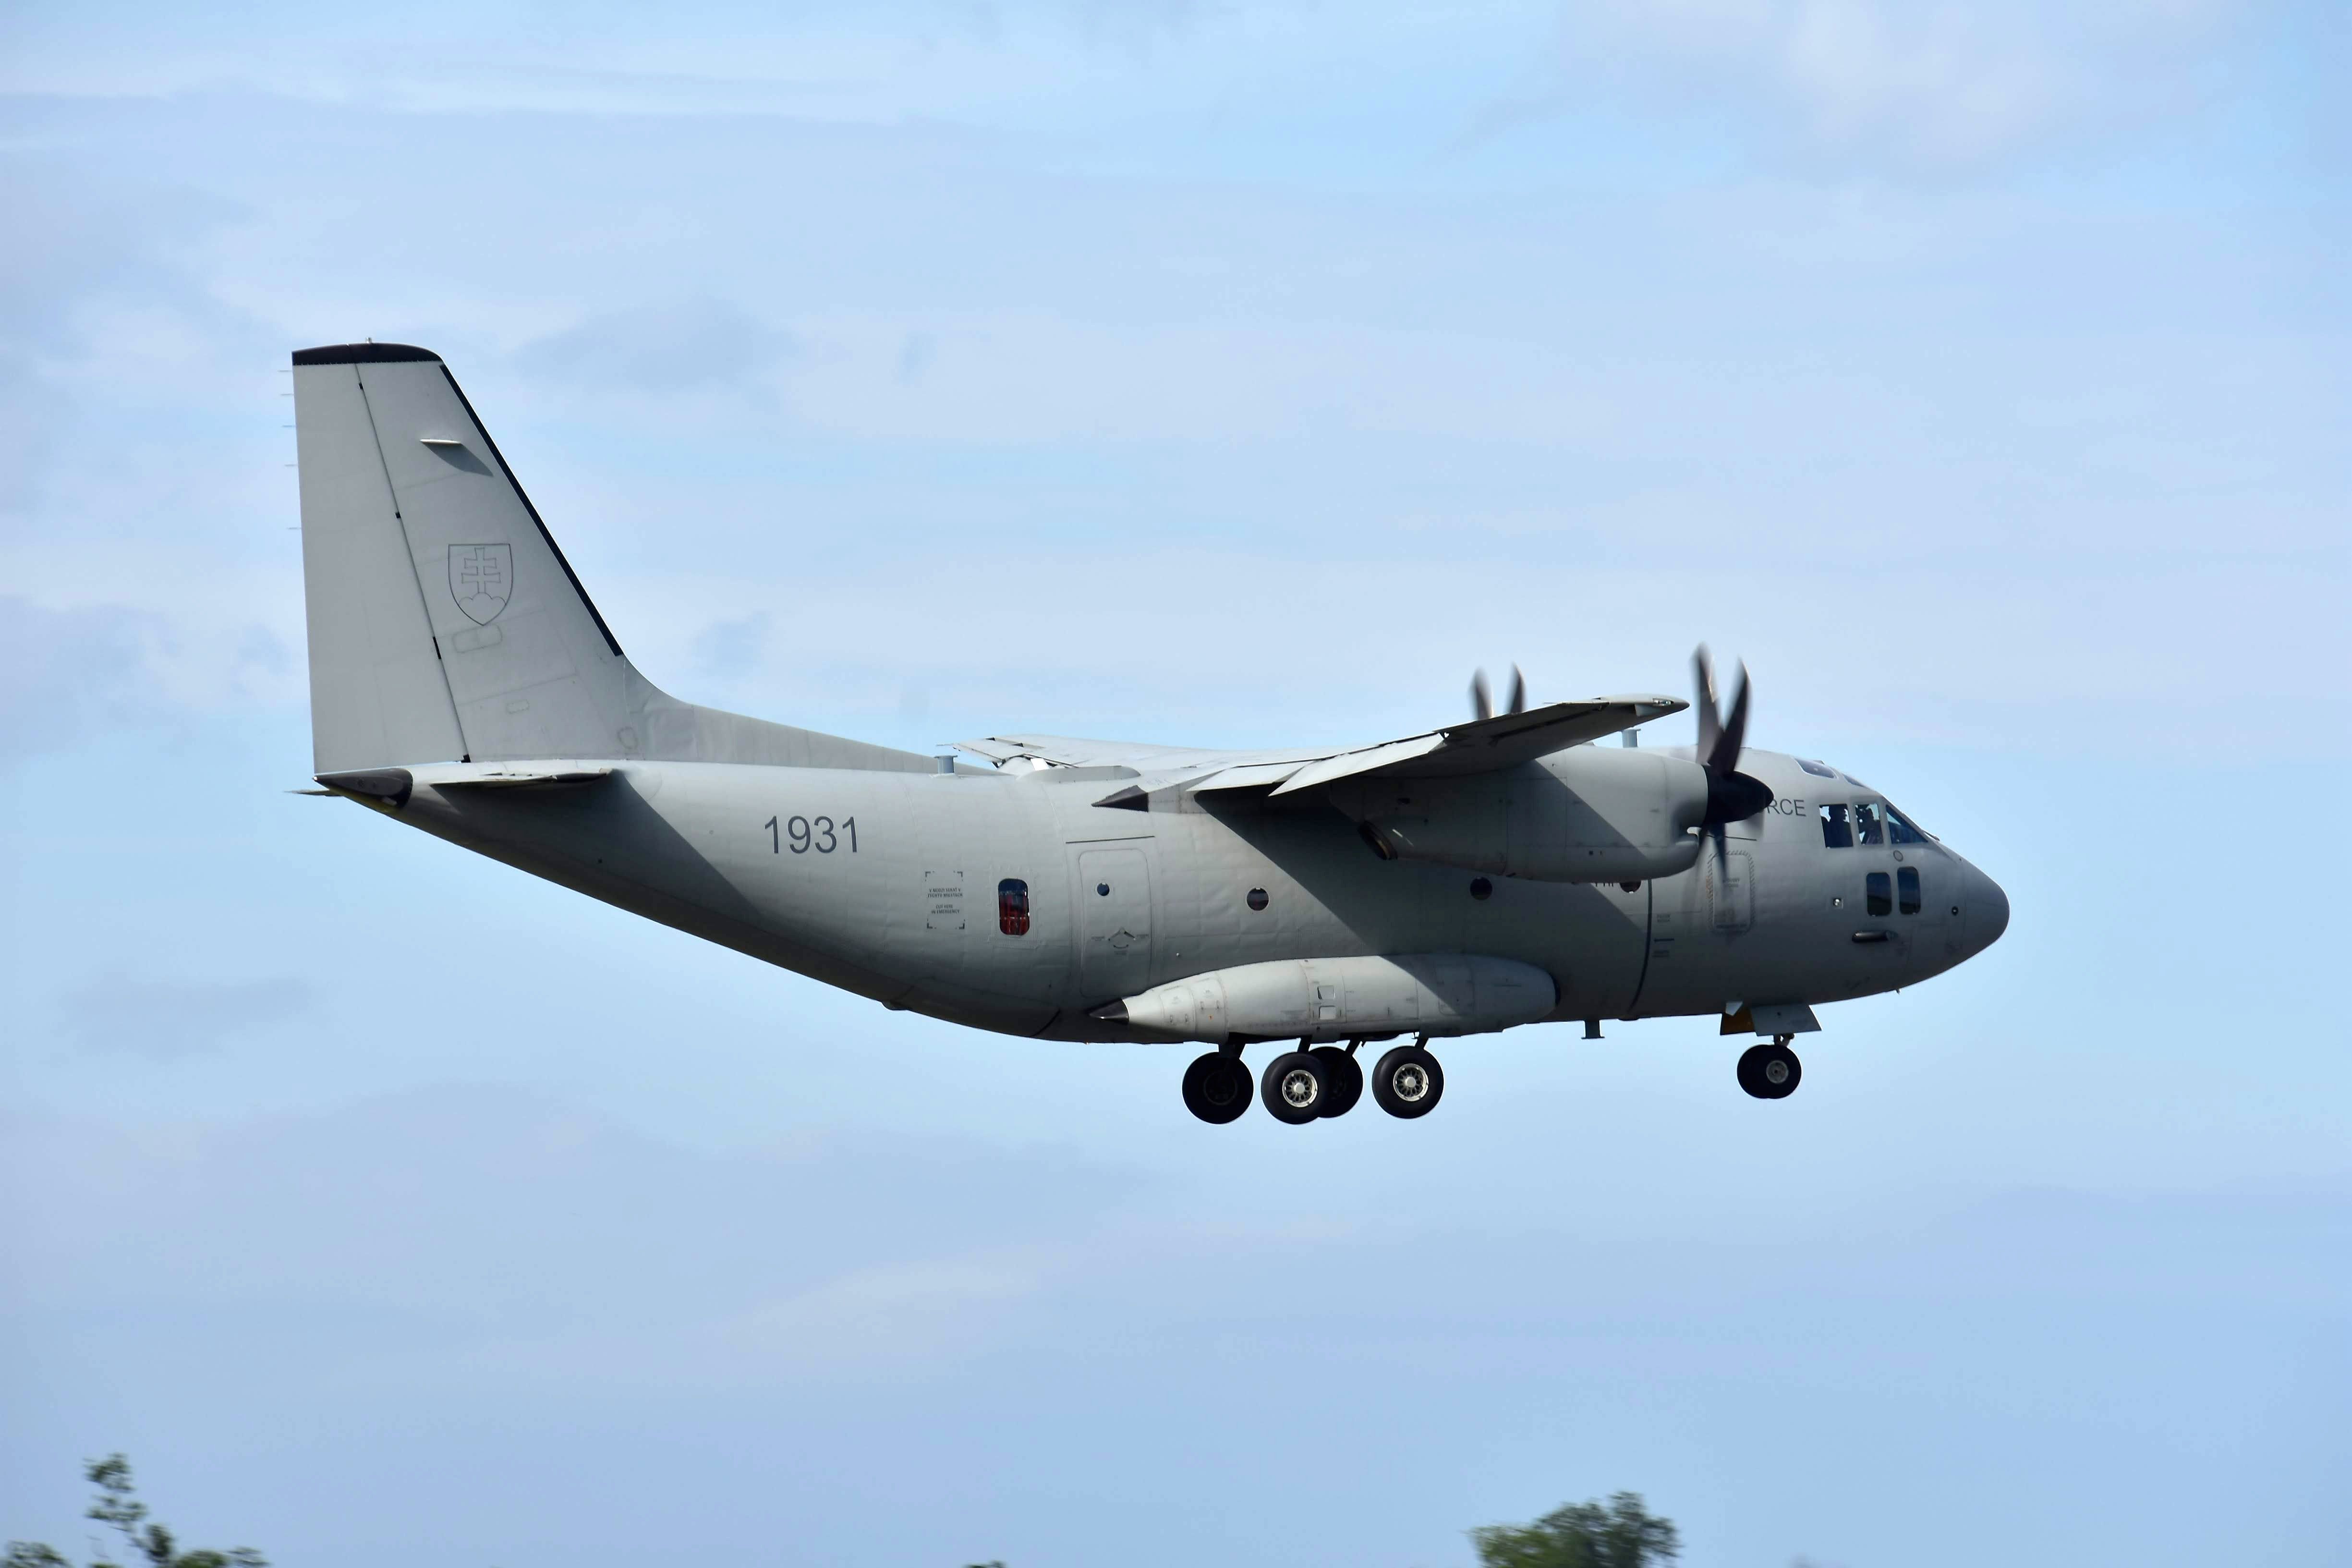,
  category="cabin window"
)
[997,878,1031,936]
[1819,803,1853,848]
[1886,803,1929,844]
[1854,801,1887,846]
[1246,887,1270,912]
[1897,866,1921,914]
[1866,871,1892,916]
[1469,877,1493,901]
